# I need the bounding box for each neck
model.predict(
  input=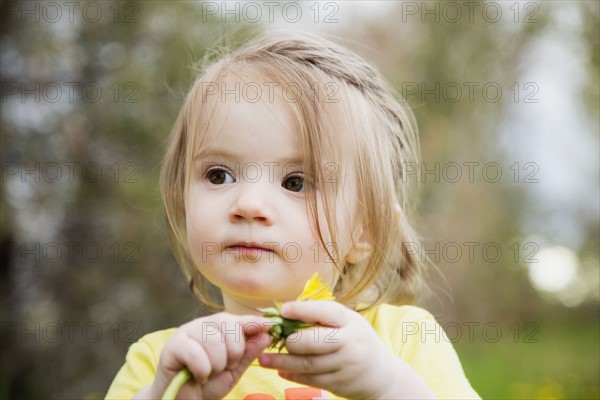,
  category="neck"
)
[222,293,271,316]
